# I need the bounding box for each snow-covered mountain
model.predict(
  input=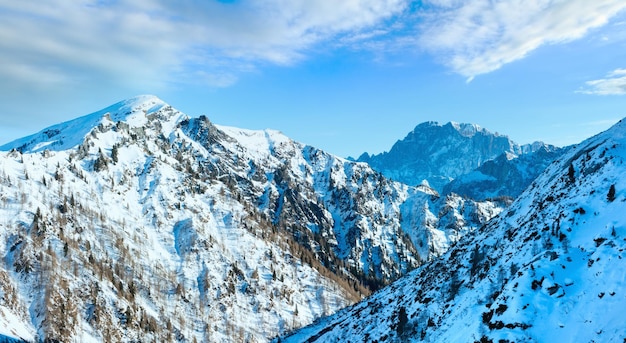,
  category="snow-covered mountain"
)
[356,121,559,193]
[281,118,626,342]
[0,96,502,342]
[444,143,563,201]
